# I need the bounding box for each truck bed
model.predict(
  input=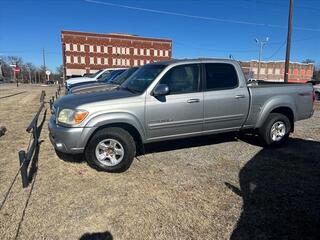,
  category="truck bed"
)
[243,82,314,129]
